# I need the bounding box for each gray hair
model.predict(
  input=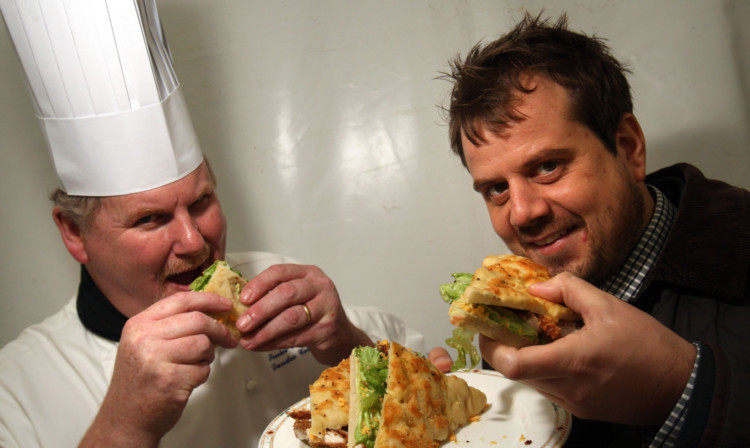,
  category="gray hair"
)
[49,159,216,233]
[49,189,102,232]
